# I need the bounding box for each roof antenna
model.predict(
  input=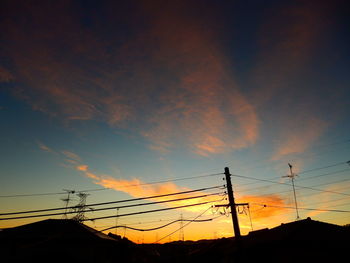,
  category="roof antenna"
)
[282,163,300,220]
